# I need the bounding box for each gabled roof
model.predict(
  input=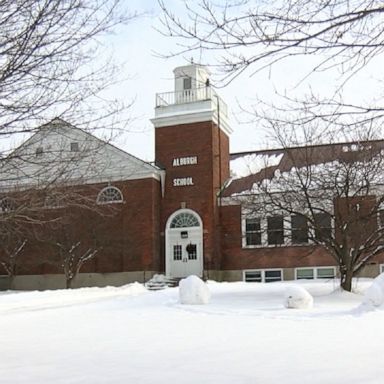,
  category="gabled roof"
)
[0,118,161,190]
[225,140,384,196]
